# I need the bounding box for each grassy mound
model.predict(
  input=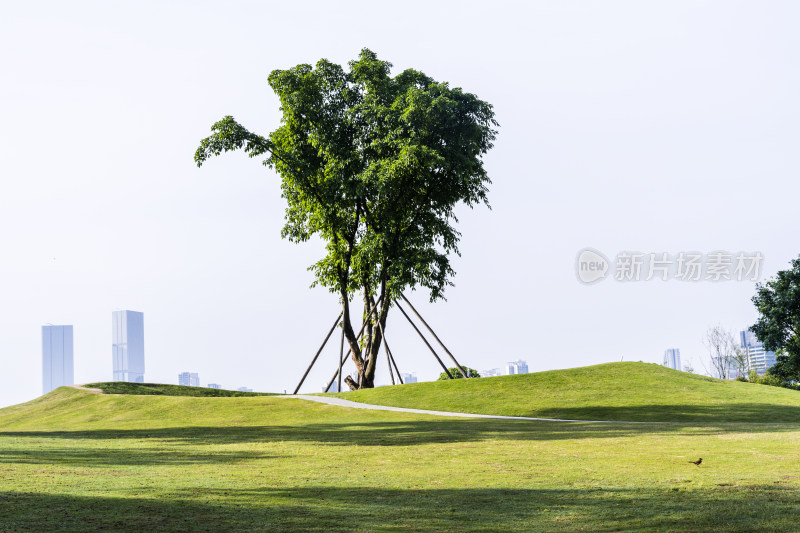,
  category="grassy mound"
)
[330,362,800,422]
[83,382,275,397]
